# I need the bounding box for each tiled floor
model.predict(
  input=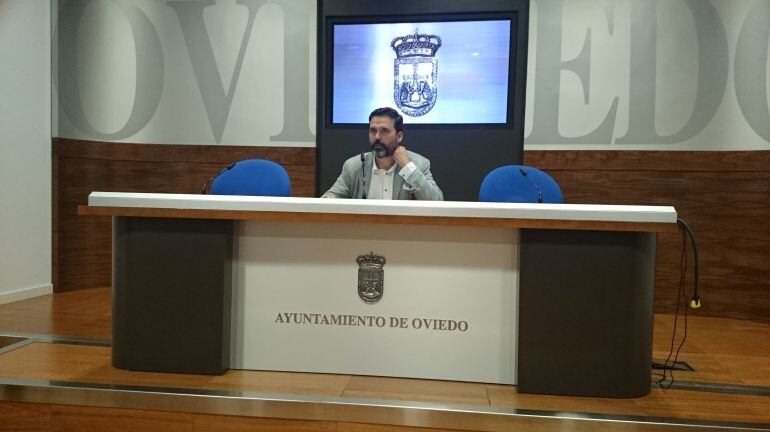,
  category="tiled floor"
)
[0,287,768,426]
